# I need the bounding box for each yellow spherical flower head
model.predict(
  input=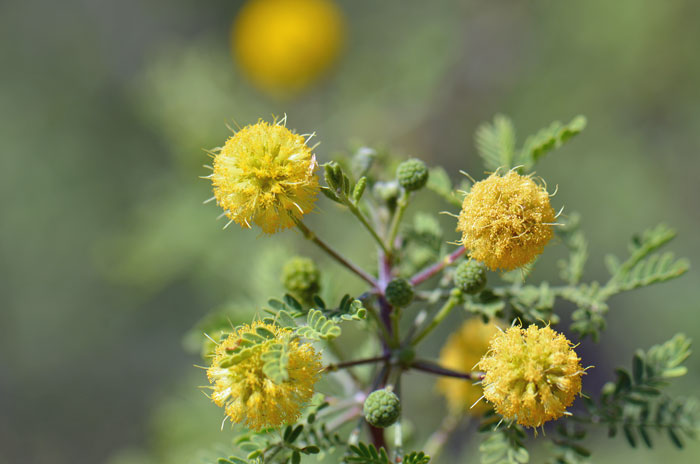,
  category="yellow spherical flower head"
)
[436,318,500,415]
[210,120,320,234]
[207,321,323,431]
[232,0,345,96]
[478,324,585,428]
[457,170,555,271]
